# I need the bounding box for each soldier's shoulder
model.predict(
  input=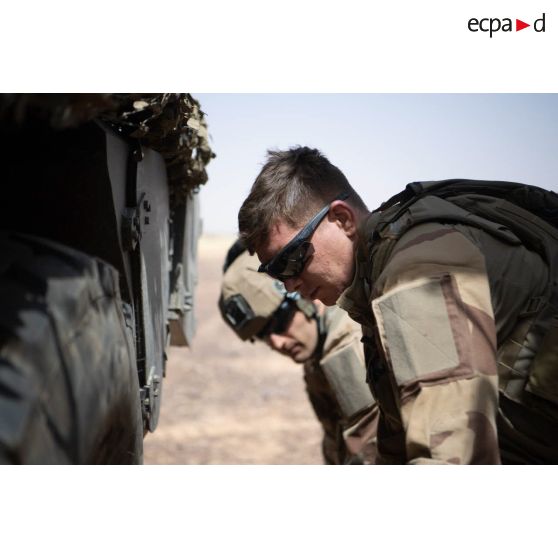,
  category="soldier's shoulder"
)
[322,306,363,357]
[386,222,485,274]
